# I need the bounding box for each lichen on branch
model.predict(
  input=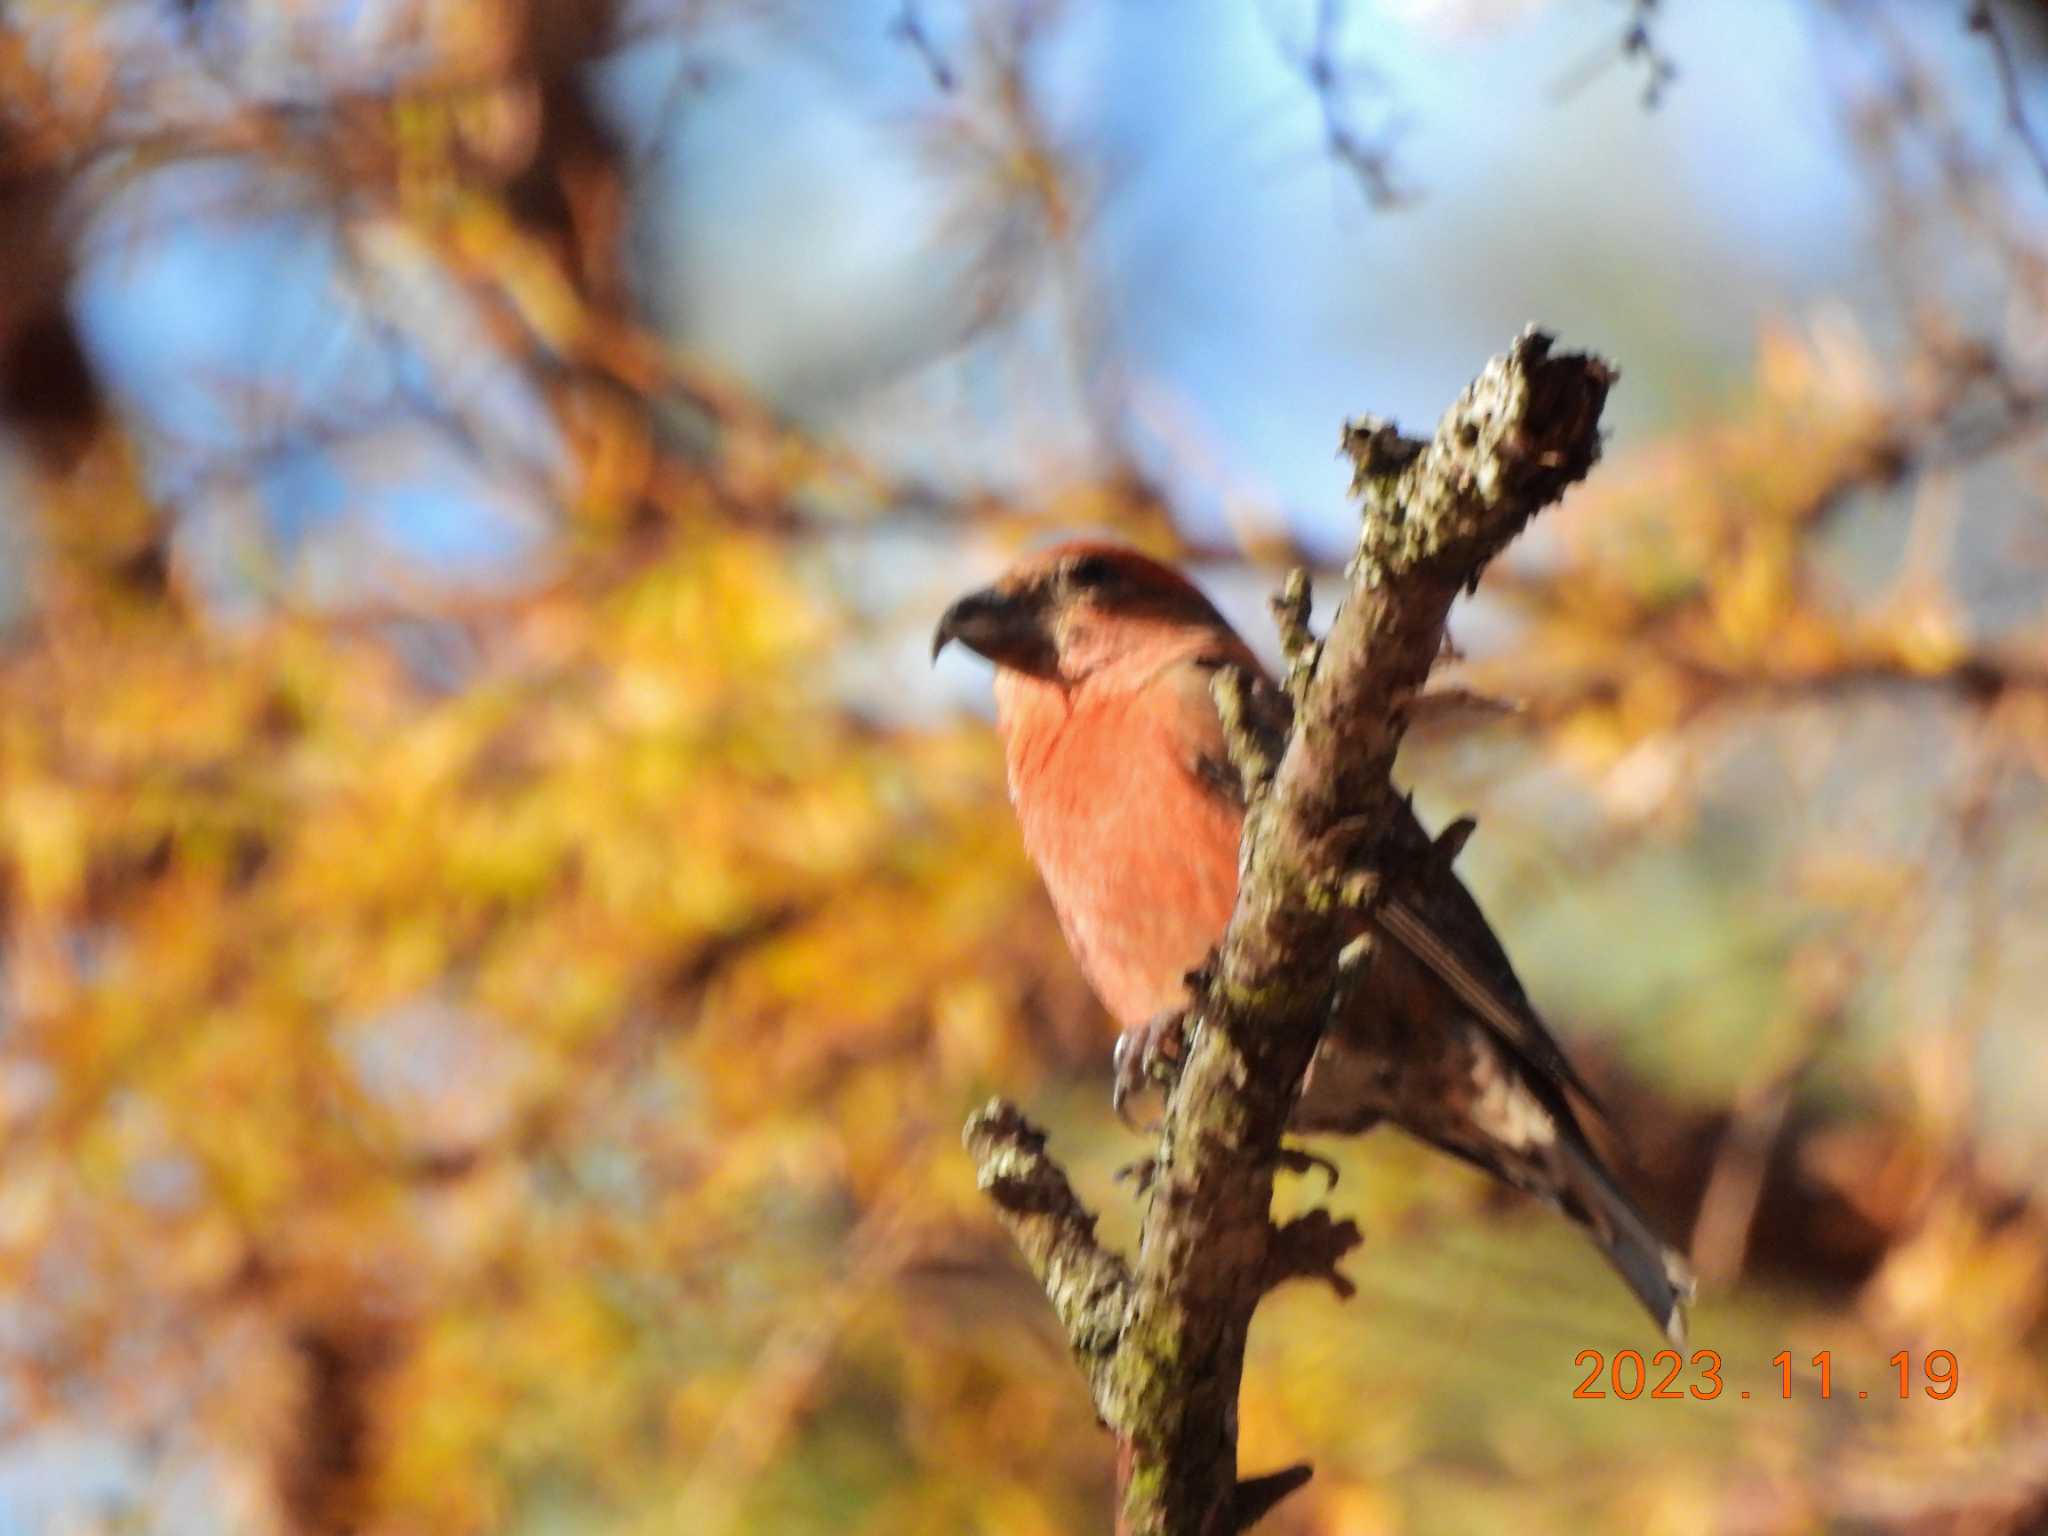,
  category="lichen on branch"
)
[962,1100,1132,1415]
